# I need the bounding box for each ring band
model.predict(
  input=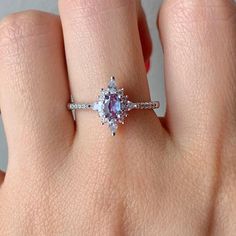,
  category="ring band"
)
[68,102,160,110]
[68,76,160,136]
